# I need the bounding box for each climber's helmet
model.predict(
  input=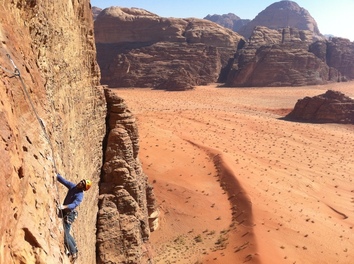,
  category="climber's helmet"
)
[78,179,92,191]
